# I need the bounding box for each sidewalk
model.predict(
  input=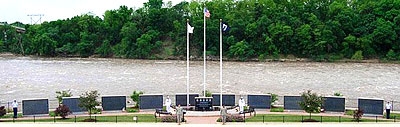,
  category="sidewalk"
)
[1,122,400,127]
